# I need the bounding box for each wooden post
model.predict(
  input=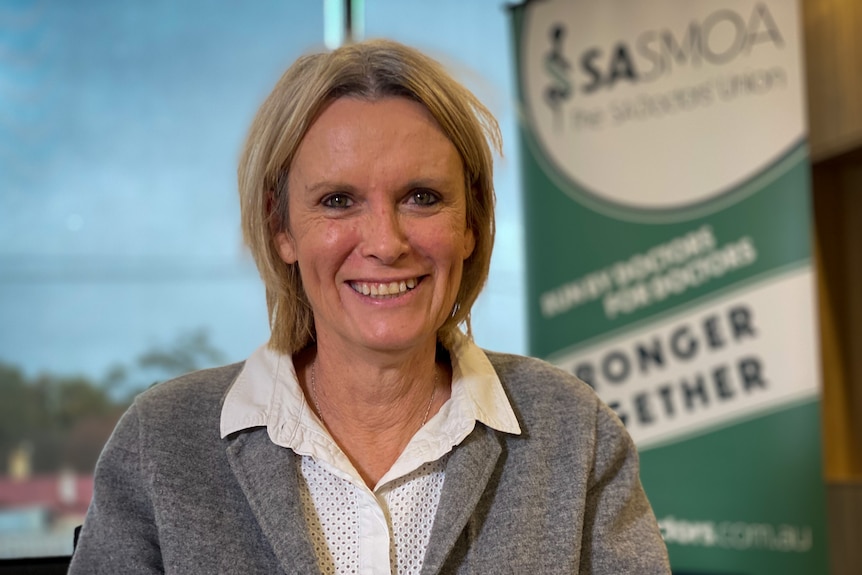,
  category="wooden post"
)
[804,0,862,573]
